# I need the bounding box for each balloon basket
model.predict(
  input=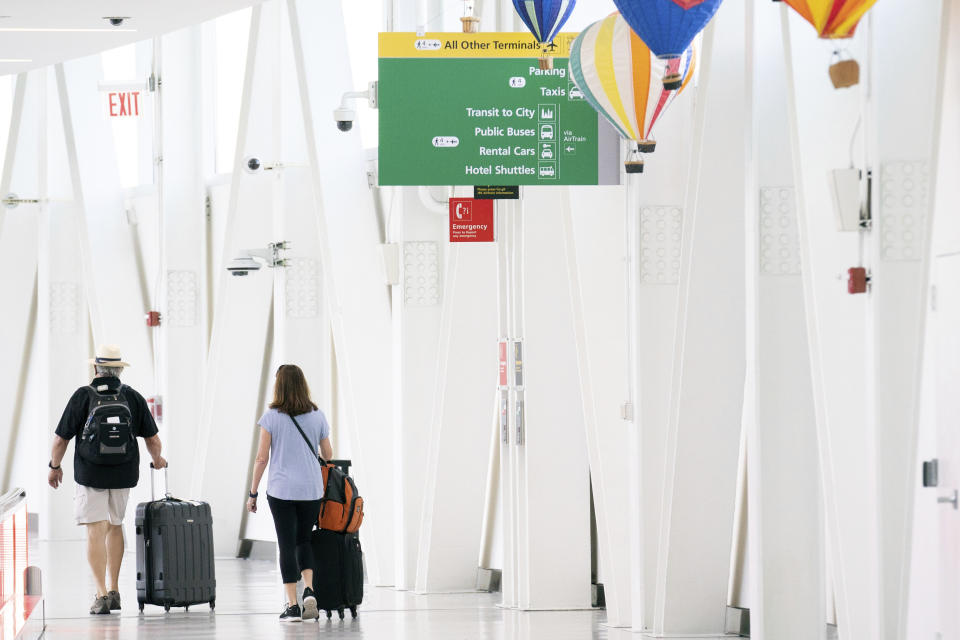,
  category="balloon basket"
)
[539,56,554,71]
[624,160,645,174]
[637,140,657,153]
[663,73,682,90]
[829,58,859,89]
[460,16,480,33]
